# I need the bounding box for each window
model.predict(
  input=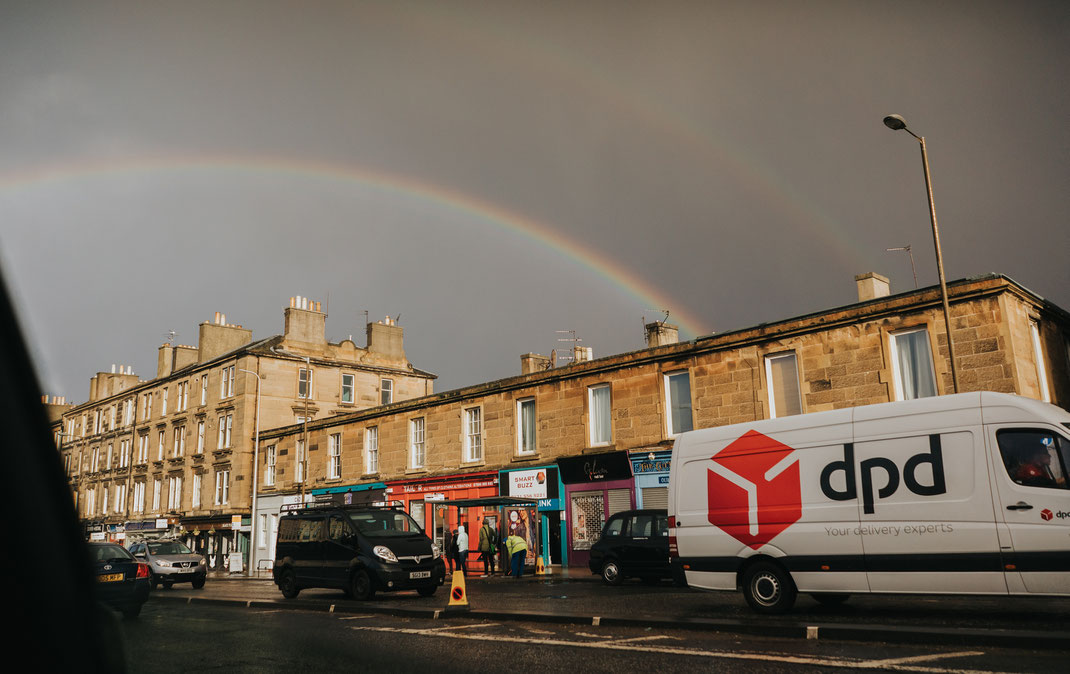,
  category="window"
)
[259,514,268,549]
[298,368,312,399]
[192,473,201,508]
[152,479,161,512]
[161,387,168,416]
[217,413,232,449]
[328,433,342,479]
[464,407,483,462]
[91,446,100,472]
[119,439,130,468]
[365,427,379,474]
[142,394,152,421]
[173,425,185,457]
[157,430,165,461]
[101,486,109,514]
[1030,321,1051,403]
[215,470,230,505]
[137,433,148,464]
[178,381,189,411]
[588,384,612,446]
[996,429,1069,490]
[106,444,113,470]
[133,481,145,514]
[200,375,208,405]
[890,327,938,400]
[765,353,803,418]
[295,440,306,483]
[221,365,235,398]
[196,420,205,454]
[410,417,426,469]
[341,373,354,404]
[381,378,393,405]
[517,398,536,455]
[167,476,182,510]
[664,370,694,435]
[265,445,277,486]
